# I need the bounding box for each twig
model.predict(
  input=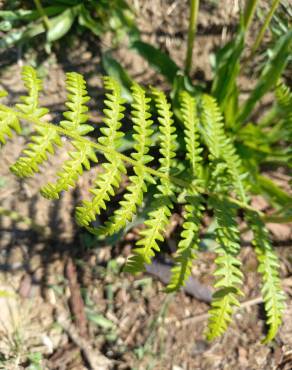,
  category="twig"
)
[66,257,88,338]
[55,305,112,370]
[168,296,263,325]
